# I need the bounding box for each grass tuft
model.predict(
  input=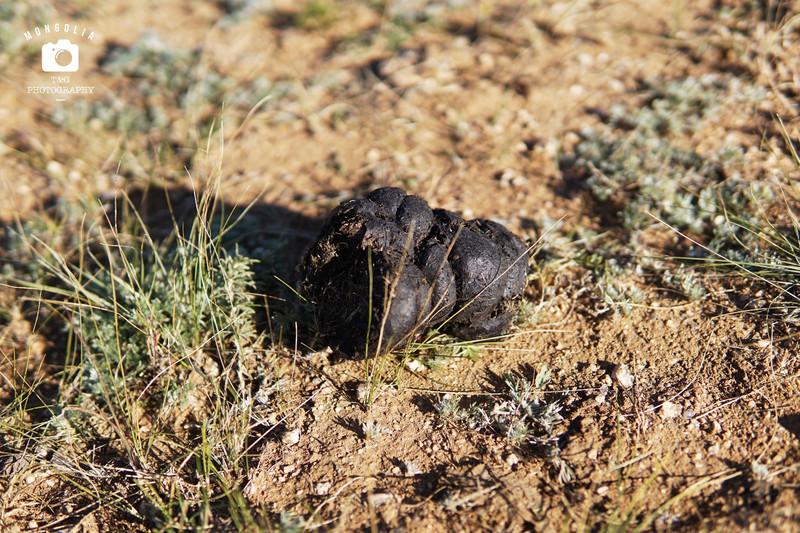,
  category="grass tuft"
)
[1,167,279,529]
